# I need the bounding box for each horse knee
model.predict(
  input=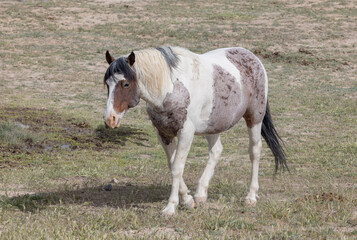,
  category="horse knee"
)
[249,139,262,160]
[251,139,262,150]
[211,141,223,159]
